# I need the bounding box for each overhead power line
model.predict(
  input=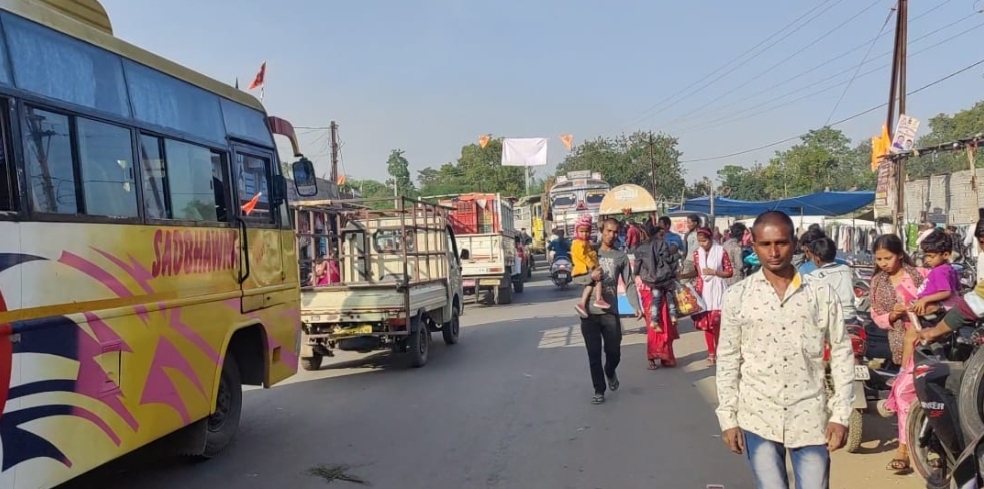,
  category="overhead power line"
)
[672,19,984,136]
[665,4,974,130]
[677,56,984,164]
[656,0,886,131]
[620,0,843,130]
